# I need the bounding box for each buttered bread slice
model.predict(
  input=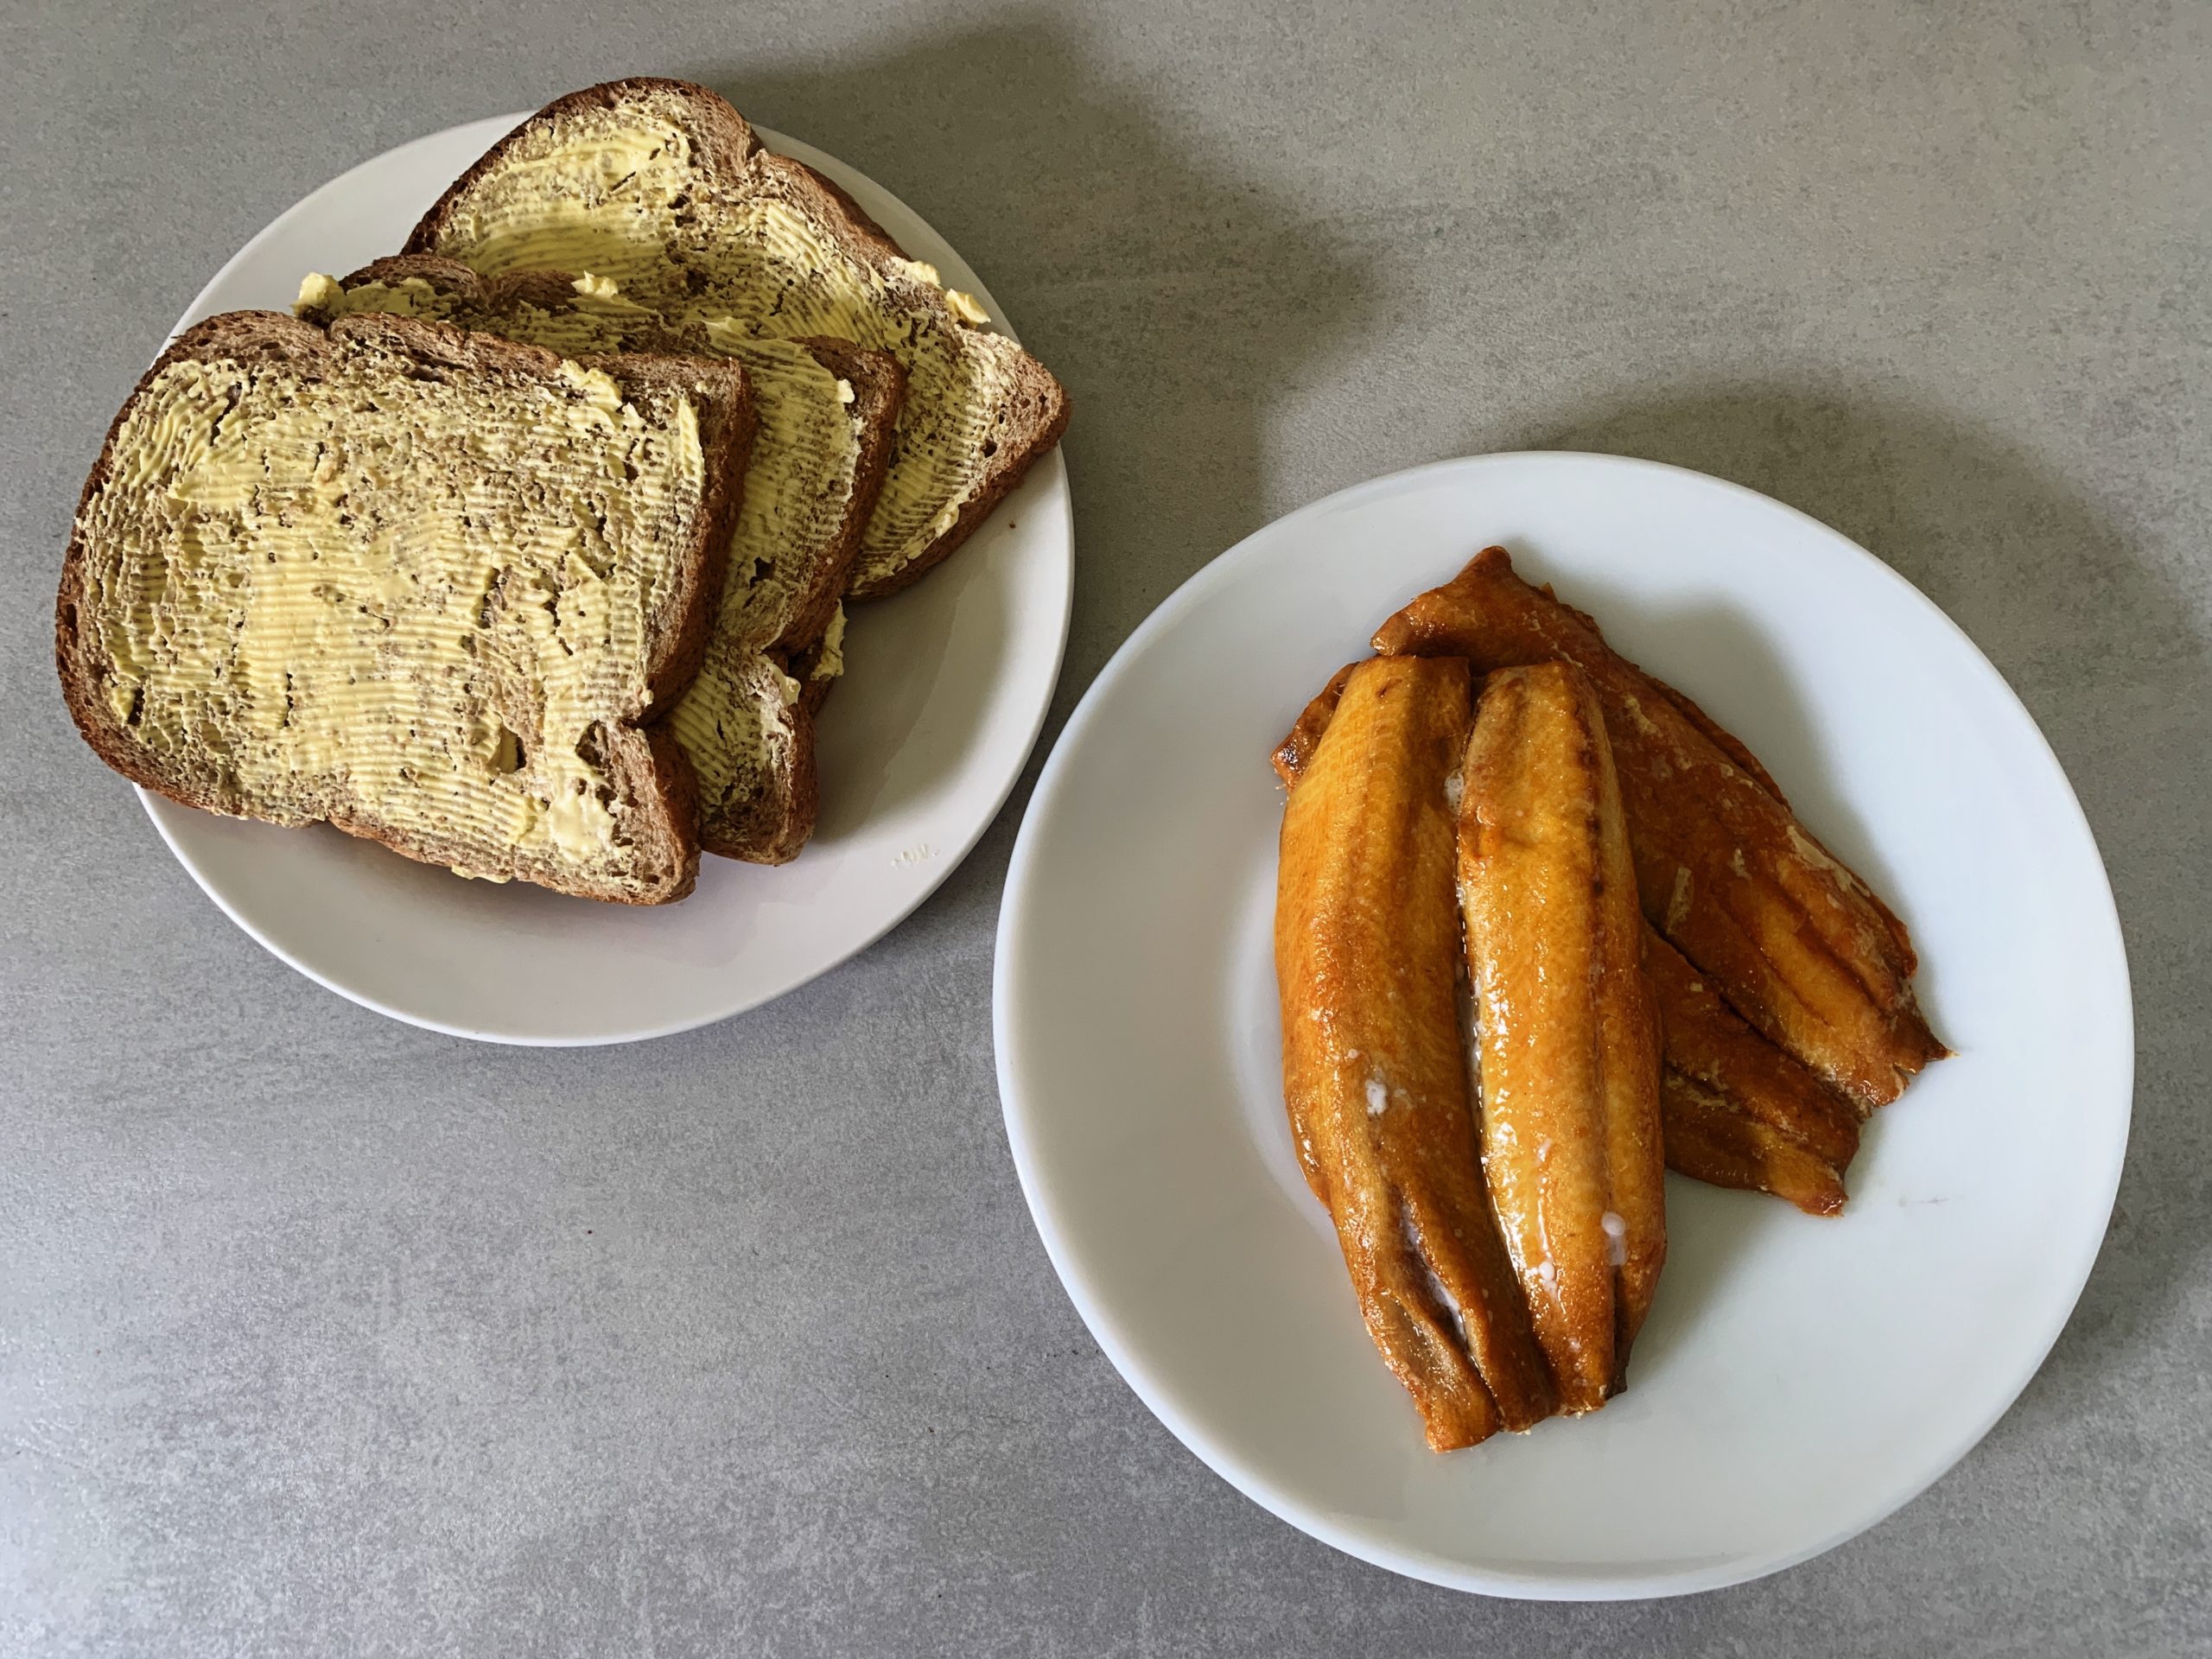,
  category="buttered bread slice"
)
[298,255,903,864]
[56,310,753,903]
[404,77,1069,597]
